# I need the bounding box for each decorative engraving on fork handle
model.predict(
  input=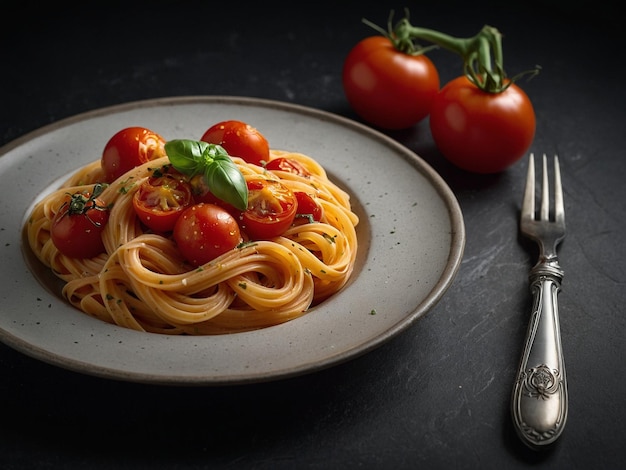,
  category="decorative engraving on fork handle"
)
[512,259,568,449]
